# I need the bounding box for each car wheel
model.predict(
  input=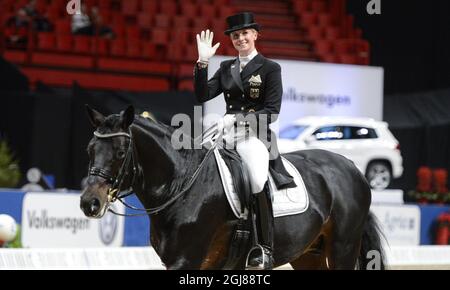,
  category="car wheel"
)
[366,162,391,190]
